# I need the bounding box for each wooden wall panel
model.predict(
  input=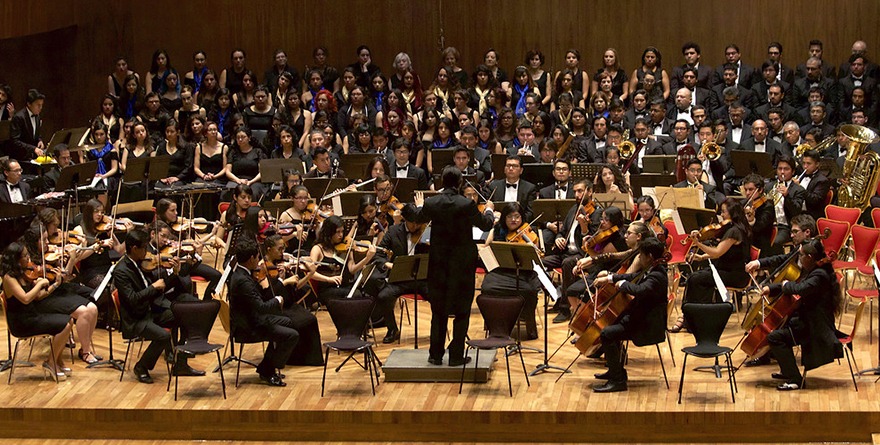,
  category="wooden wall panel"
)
[0,0,878,131]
